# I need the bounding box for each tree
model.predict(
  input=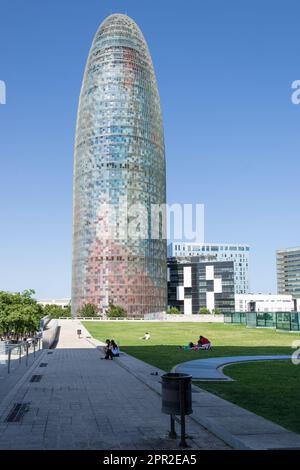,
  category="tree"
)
[106,303,127,318]
[167,307,181,314]
[199,307,211,315]
[212,308,222,315]
[78,303,99,318]
[0,290,43,339]
[43,304,71,319]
